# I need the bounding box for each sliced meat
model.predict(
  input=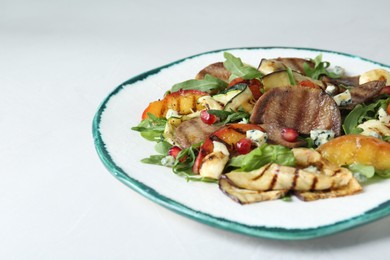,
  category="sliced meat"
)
[322,75,360,88]
[195,62,231,82]
[173,118,220,148]
[347,80,386,109]
[250,86,341,136]
[275,57,314,75]
[258,58,314,76]
[260,123,306,148]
